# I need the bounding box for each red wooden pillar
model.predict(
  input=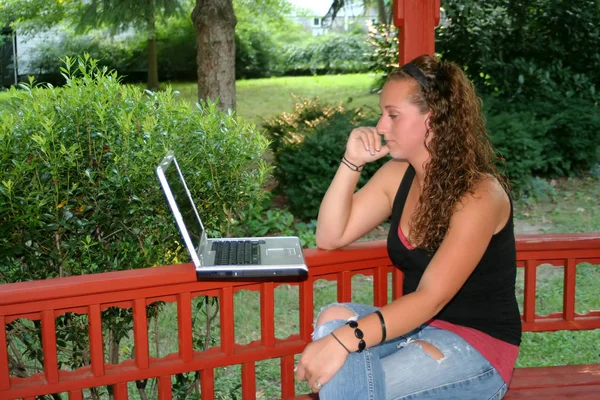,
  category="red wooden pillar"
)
[393,0,441,65]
